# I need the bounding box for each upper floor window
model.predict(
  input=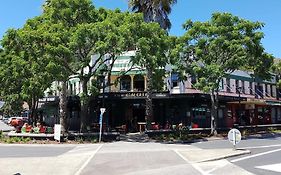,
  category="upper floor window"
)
[271,85,275,97]
[226,78,231,92]
[265,84,269,96]
[171,73,179,88]
[255,83,263,98]
[191,75,197,88]
[218,79,224,90]
[120,75,131,91]
[241,81,245,94]
[235,80,240,93]
[249,82,254,95]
